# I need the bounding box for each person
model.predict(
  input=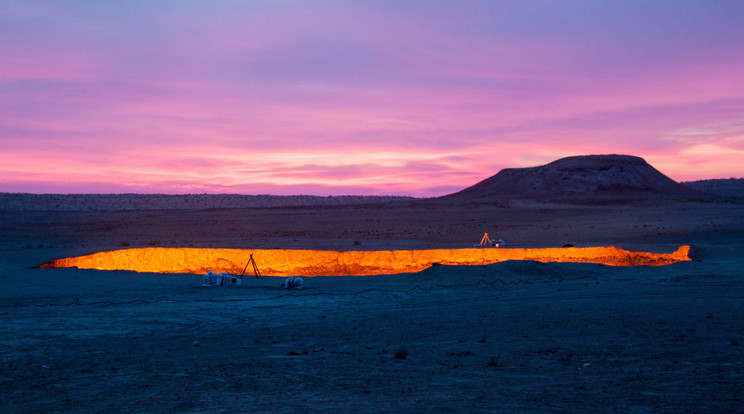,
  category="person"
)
[281,275,303,289]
